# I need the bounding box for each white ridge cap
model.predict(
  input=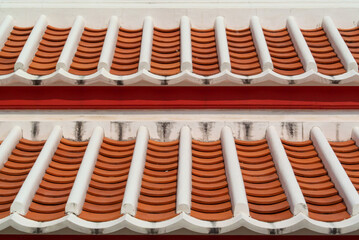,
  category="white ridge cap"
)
[121,126,149,216]
[287,16,317,72]
[0,126,22,169]
[10,125,62,215]
[0,16,14,51]
[66,126,103,215]
[221,126,249,216]
[138,16,153,71]
[250,16,273,71]
[311,126,359,216]
[215,16,231,72]
[322,16,358,72]
[14,15,47,71]
[57,16,85,71]
[266,126,308,215]
[180,16,192,72]
[176,126,192,214]
[98,16,119,71]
